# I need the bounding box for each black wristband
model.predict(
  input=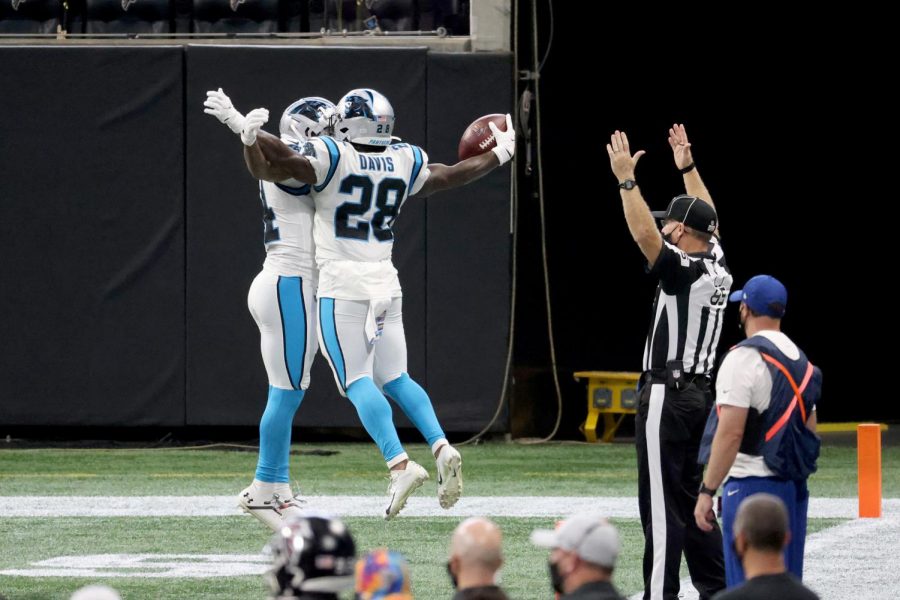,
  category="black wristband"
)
[679,162,696,174]
[698,482,717,497]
